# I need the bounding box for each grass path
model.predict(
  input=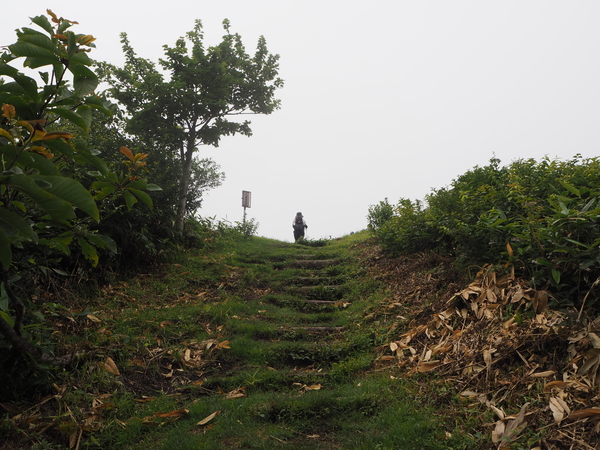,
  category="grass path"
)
[82,235,467,449]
